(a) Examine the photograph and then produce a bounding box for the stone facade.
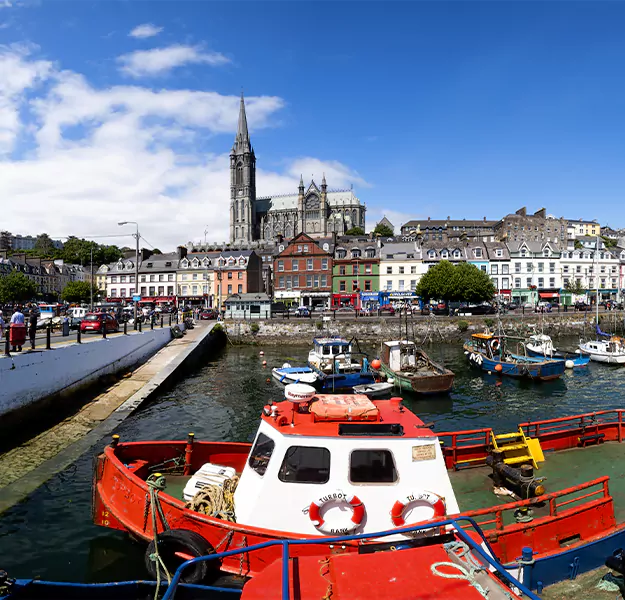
[495,207,567,244]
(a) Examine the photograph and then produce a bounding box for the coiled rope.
[146,473,171,600]
[186,475,240,522]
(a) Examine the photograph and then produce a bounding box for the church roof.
[257,189,361,211]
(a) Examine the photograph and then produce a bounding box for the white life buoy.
[308,491,365,535]
[490,339,500,352]
[390,491,446,527]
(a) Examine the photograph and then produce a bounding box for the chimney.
[427,216,431,221]
[534,208,546,219]
[483,216,486,222]
[177,246,187,259]
[515,207,527,217]
[140,249,153,261]
[447,215,450,220]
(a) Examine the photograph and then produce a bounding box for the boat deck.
[450,441,625,523]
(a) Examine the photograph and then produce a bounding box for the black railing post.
[46,323,51,349]
[77,327,82,344]
[4,329,10,356]
[102,322,107,339]
[169,314,172,326]
[161,316,164,328]
[150,317,154,330]
[139,319,142,332]
[124,321,128,335]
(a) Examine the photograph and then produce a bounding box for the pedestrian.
[10,306,25,352]
[0,310,5,341]
[28,304,38,349]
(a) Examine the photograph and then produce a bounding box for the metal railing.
[161,516,540,600]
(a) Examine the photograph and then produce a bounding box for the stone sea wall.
[224,313,625,345]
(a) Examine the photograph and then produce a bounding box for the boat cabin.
[381,340,417,372]
[232,385,460,536]
[308,337,362,373]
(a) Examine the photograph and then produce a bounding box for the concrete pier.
[0,321,224,514]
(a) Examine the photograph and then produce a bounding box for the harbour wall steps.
[224,313,624,345]
[0,321,225,513]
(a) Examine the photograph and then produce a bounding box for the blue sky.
[1,1,624,248]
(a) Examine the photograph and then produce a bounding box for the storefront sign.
[359,292,379,301]
[389,291,416,299]
[275,291,301,299]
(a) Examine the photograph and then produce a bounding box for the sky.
[0,1,624,250]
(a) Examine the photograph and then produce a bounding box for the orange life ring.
[309,492,365,535]
[390,491,446,527]
[490,339,500,352]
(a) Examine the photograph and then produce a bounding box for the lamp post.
[90,246,94,312]
[118,221,139,327]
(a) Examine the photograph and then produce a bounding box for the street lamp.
[118,221,139,327]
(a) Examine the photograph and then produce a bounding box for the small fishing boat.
[579,325,625,365]
[464,333,565,381]
[379,340,454,394]
[351,381,394,398]
[307,336,376,391]
[271,363,319,385]
[525,333,589,368]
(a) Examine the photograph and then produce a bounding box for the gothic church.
[230,95,366,244]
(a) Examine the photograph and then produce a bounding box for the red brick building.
[273,233,333,309]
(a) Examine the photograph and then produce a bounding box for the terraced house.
[332,238,380,308]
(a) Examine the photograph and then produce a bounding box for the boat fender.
[565,359,575,369]
[309,493,365,535]
[144,529,217,584]
[390,491,446,527]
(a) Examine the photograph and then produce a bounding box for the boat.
[579,325,625,365]
[379,340,454,394]
[351,381,394,398]
[93,385,625,592]
[271,363,319,385]
[306,336,376,391]
[464,333,566,381]
[525,333,590,368]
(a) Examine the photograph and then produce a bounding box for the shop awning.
[539,292,559,299]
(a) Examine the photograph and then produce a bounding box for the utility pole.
[118,221,140,326]
[90,246,94,311]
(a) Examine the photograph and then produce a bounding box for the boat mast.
[595,235,600,338]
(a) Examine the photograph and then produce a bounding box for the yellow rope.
[186,475,239,522]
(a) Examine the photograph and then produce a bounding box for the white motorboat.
[271,363,319,385]
[352,381,394,398]
[579,338,625,365]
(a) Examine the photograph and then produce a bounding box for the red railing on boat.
[438,409,625,470]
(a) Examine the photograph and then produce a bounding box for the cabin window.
[349,449,398,484]
[278,446,330,484]
[248,432,275,477]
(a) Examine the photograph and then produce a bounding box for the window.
[501,264,509,275]
[492,277,498,289]
[386,280,392,291]
[495,249,503,257]
[339,280,346,292]
[526,262,532,272]
[563,265,569,273]
[398,266,404,274]
[501,277,510,289]
[297,245,302,253]
[411,266,417,274]
[480,265,487,272]
[526,277,532,287]
[491,264,498,275]
[292,275,299,288]
[150,275,155,282]
[149,286,155,295]
[398,280,405,291]
[238,284,243,293]
[193,273,198,280]
[364,280,371,291]
[349,449,397,483]
[549,262,555,273]
[248,433,275,477]
[538,277,544,287]
[386,266,392,274]
[286,276,292,290]
[140,286,147,295]
[227,285,232,294]
[549,278,555,287]
[120,275,127,283]
[351,249,361,259]
[352,280,358,291]
[278,260,284,272]
[292,260,299,271]
[538,263,544,272]
[159,274,164,282]
[167,286,174,295]
[110,288,117,297]
[303,245,309,253]
[321,275,327,287]
[336,249,346,259]
[111,275,118,283]
[168,274,174,281]
[278,446,330,484]
[140,275,146,282]
[181,285,187,295]
[321,259,328,270]
[365,264,372,274]
[410,279,417,290]
[307,275,313,287]
[515,262,521,273]
[474,248,482,258]
[576,265,582,273]
[192,285,198,294]
[279,276,285,288]
[339,265,346,275]
[307,259,313,271]
[227,272,232,280]
[365,249,375,258]
[238,272,243,279]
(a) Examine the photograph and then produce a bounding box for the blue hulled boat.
[307,336,376,392]
[464,333,566,381]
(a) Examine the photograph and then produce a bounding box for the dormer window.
[453,250,461,258]
[181,259,189,268]
[351,249,361,259]
[365,248,375,258]
[239,258,246,266]
[146,262,153,268]
[473,248,482,258]
[543,249,550,257]
[201,258,209,267]
[165,261,172,267]
[427,250,436,259]
[228,258,235,266]
[192,259,199,268]
[520,248,527,257]
[495,249,503,257]
[336,249,346,259]
[218,258,225,267]
[440,250,448,259]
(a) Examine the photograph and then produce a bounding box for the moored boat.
[464,333,566,381]
[579,326,625,365]
[379,340,454,394]
[271,363,319,385]
[526,333,589,368]
[351,381,394,398]
[93,386,625,591]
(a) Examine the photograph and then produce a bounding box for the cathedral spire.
[299,174,304,192]
[234,91,251,153]
[321,172,327,191]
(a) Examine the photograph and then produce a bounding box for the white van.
[68,307,88,319]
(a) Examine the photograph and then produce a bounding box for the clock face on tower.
[238,190,244,196]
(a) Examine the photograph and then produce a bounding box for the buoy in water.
[259,351,264,356]
[371,359,382,370]
[565,359,575,369]
[266,378,271,383]
[494,364,503,373]
[262,360,267,366]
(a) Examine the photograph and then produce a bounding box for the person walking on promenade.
[0,311,5,341]
[10,306,25,352]
[28,304,38,349]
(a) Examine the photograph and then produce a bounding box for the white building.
[378,242,423,301]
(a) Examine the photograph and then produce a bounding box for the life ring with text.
[309,492,365,535]
[490,339,501,352]
[390,491,446,527]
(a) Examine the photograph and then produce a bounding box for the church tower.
[230,93,256,244]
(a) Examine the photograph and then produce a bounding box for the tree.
[34,233,56,256]
[0,271,39,303]
[416,260,495,303]
[345,227,365,236]
[574,240,583,250]
[151,248,163,255]
[61,237,123,265]
[373,223,394,237]
[601,236,617,249]
[565,279,585,295]
[61,280,100,304]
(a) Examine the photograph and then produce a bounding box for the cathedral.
[229,95,367,244]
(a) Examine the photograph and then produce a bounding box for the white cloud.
[0,45,366,250]
[129,23,163,39]
[118,44,230,78]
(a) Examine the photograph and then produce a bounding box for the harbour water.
[1,339,625,582]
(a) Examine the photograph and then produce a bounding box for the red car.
[200,310,217,320]
[80,312,119,334]
[379,305,396,316]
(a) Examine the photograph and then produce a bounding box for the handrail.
[161,516,540,600]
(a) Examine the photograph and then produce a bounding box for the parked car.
[575,302,592,311]
[333,306,356,314]
[507,302,519,311]
[458,303,497,315]
[379,305,396,316]
[535,302,552,313]
[295,307,310,317]
[200,310,217,320]
[80,312,119,334]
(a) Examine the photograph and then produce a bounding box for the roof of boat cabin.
[261,395,436,438]
[313,337,350,345]
[471,333,495,339]
[383,340,416,347]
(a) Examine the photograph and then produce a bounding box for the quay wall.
[0,328,172,420]
[224,313,623,345]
